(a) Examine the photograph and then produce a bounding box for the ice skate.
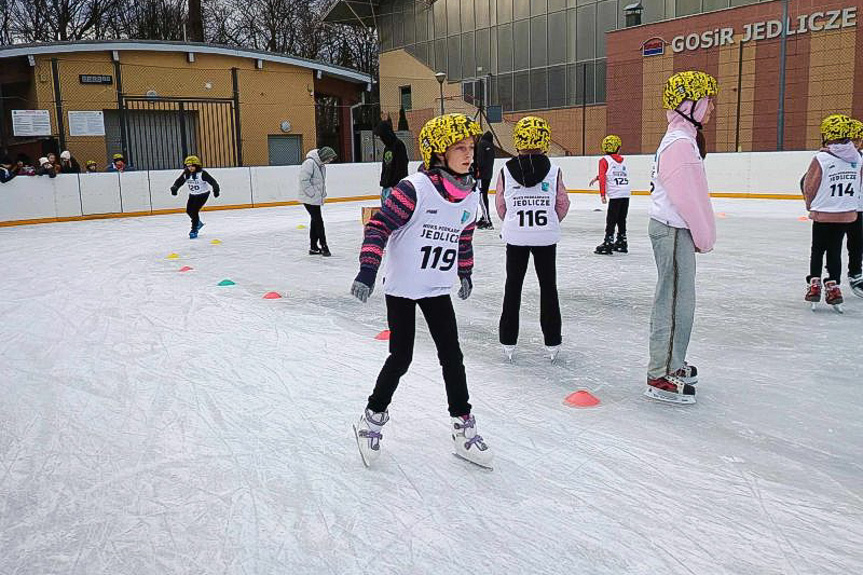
[502,344,516,362]
[189,230,198,239]
[545,344,561,363]
[309,247,322,255]
[644,375,696,405]
[451,414,493,469]
[321,245,332,257]
[612,234,628,253]
[824,280,844,314]
[594,235,614,255]
[805,277,821,311]
[849,274,863,298]
[672,362,698,385]
[353,408,389,467]
[196,221,205,231]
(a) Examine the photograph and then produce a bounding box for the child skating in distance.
[171,155,220,239]
[590,135,632,254]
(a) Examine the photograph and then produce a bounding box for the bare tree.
[0,0,378,78]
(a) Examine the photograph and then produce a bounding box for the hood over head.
[375,120,398,146]
[505,154,552,188]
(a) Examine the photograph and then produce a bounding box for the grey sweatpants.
[648,219,697,379]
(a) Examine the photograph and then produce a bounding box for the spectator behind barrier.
[85,160,98,173]
[107,153,133,173]
[16,154,35,176]
[60,151,81,174]
[1,156,18,183]
[36,157,57,178]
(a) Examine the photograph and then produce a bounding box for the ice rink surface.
[1,196,861,574]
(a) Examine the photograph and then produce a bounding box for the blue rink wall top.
[0,152,813,225]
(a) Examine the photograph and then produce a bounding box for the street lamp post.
[435,72,446,115]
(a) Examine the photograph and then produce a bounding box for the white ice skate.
[545,345,561,363]
[353,408,389,467]
[643,375,696,405]
[502,344,516,362]
[452,414,493,469]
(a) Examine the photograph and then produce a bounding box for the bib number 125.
[420,245,456,271]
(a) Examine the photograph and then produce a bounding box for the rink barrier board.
[0,152,815,227]
[0,195,383,228]
[0,191,800,228]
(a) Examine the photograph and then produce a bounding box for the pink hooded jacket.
[654,99,716,253]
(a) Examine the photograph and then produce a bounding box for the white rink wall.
[0,151,812,224]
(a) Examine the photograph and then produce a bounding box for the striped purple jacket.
[358,169,476,284]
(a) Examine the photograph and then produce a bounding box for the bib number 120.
[517,209,548,227]
[420,245,456,271]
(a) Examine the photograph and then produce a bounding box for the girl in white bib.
[350,114,493,470]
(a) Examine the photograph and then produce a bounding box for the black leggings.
[367,295,471,418]
[605,197,629,237]
[303,204,328,249]
[478,178,491,221]
[845,212,862,277]
[499,244,562,347]
[186,192,209,231]
[809,222,846,283]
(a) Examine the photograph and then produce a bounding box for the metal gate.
[120,97,239,170]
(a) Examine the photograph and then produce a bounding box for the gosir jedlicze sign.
[670,6,857,53]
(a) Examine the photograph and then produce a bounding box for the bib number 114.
[420,245,456,271]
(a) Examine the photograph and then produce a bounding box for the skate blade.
[352,424,371,468]
[810,302,818,312]
[643,386,696,405]
[832,304,845,314]
[453,452,494,471]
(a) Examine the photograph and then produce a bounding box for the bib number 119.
[420,246,456,271]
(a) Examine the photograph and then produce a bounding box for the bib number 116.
[420,246,456,271]
[517,209,548,227]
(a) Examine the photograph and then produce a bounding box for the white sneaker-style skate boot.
[451,414,493,469]
[545,345,561,363]
[353,408,389,467]
[502,344,516,362]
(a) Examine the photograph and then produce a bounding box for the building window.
[513,19,529,70]
[400,86,412,111]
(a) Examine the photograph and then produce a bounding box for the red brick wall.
[606,0,863,153]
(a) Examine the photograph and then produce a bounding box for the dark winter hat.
[318,147,337,163]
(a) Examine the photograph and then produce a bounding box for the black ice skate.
[849,274,863,298]
[612,234,628,253]
[595,235,614,255]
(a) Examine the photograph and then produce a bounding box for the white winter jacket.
[298,150,327,206]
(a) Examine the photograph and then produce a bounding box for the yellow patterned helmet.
[112,153,125,161]
[513,116,552,153]
[184,155,202,166]
[662,71,718,110]
[847,118,863,140]
[820,114,854,142]
[419,113,482,168]
[601,135,622,154]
